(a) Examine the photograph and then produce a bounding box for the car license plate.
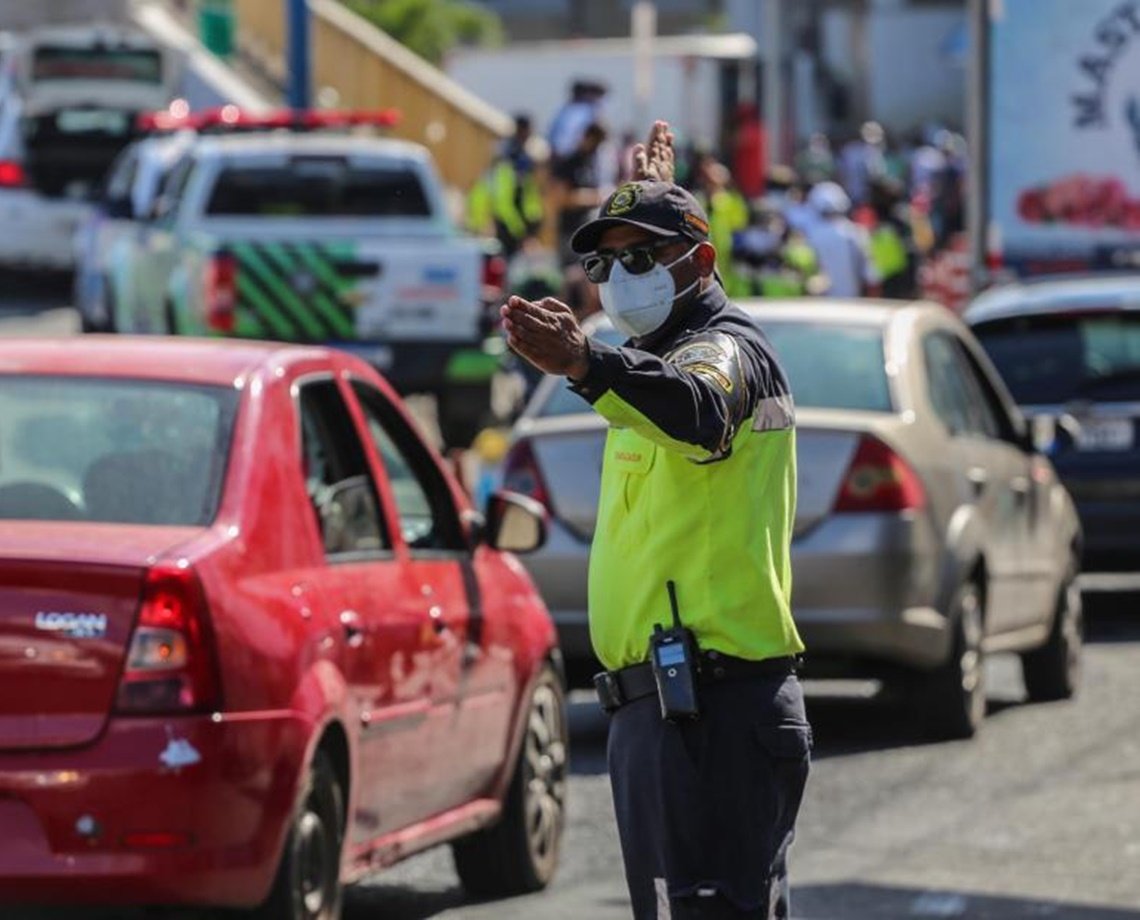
[1076,418,1135,451]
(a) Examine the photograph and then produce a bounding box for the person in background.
[547,78,608,164]
[466,114,545,259]
[867,176,918,299]
[731,102,767,200]
[796,132,837,186]
[803,181,879,298]
[839,120,887,207]
[551,122,610,318]
[692,153,750,297]
[731,202,822,298]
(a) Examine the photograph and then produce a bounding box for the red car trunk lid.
[0,524,198,751]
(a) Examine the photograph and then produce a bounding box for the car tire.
[920,580,986,740]
[252,751,344,920]
[80,278,118,334]
[1021,565,1083,702]
[436,382,493,451]
[164,300,179,335]
[452,663,567,898]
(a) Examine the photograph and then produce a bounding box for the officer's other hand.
[501,295,590,381]
[632,120,675,184]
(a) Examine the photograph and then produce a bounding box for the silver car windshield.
[536,320,892,416]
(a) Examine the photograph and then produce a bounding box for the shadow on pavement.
[794,882,1140,919]
[0,269,71,312]
[343,882,466,919]
[1084,590,1140,644]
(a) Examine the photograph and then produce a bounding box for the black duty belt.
[594,652,799,714]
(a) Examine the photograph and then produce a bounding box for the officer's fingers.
[507,307,559,334]
[536,296,574,318]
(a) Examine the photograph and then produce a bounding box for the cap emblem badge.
[606,183,641,216]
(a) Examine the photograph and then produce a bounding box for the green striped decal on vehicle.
[226,241,363,342]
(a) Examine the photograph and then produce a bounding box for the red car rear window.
[0,377,237,525]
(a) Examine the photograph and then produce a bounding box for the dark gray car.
[505,299,1083,738]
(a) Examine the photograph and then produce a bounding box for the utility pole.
[764,0,783,169]
[632,1,657,134]
[286,0,311,110]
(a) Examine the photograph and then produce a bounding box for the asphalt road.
[4,288,1140,920]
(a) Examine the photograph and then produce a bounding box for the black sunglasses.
[581,237,682,283]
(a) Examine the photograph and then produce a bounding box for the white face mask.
[598,244,701,338]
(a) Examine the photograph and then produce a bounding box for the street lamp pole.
[286,0,311,110]
[764,0,783,170]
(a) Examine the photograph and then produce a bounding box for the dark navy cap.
[570,180,711,254]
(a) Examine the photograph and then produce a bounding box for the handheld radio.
[649,580,701,721]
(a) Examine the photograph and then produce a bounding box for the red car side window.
[297,379,390,558]
[350,381,466,553]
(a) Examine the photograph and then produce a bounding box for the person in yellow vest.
[500,121,809,920]
[692,153,751,297]
[465,114,544,259]
[867,176,918,299]
[731,202,823,297]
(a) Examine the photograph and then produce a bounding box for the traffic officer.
[500,122,811,920]
[466,114,544,259]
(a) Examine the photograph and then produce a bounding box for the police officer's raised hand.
[501,296,590,381]
[632,120,675,184]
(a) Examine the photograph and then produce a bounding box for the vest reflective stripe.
[588,392,804,670]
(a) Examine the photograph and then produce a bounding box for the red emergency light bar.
[136,106,402,135]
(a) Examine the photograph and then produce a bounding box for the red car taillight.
[116,565,222,714]
[203,252,238,334]
[502,437,552,513]
[483,252,507,298]
[0,160,27,188]
[833,435,926,513]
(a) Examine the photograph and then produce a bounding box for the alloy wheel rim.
[960,590,985,721]
[1063,581,1084,681]
[523,681,567,870]
[297,809,332,917]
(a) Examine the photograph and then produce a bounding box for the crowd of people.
[464,80,972,320]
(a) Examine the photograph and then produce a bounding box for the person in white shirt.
[803,182,879,298]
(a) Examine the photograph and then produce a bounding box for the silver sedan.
[505,299,1083,738]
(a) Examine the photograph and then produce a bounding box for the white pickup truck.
[116,124,503,447]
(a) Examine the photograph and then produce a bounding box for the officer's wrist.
[567,339,591,383]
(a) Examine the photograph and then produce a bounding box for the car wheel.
[164,300,179,335]
[921,580,986,740]
[452,663,567,897]
[80,278,118,334]
[1021,565,1083,702]
[436,382,493,451]
[252,751,344,920]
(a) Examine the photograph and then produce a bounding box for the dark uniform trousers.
[608,672,811,919]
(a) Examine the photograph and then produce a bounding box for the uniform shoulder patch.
[606,183,642,216]
[666,337,730,368]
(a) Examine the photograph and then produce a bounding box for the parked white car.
[0,24,179,270]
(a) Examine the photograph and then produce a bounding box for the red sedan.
[0,338,566,918]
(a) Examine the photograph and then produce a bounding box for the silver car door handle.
[1011,476,1031,496]
[967,467,989,493]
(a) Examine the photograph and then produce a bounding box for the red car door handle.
[429,605,448,634]
[340,610,364,648]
